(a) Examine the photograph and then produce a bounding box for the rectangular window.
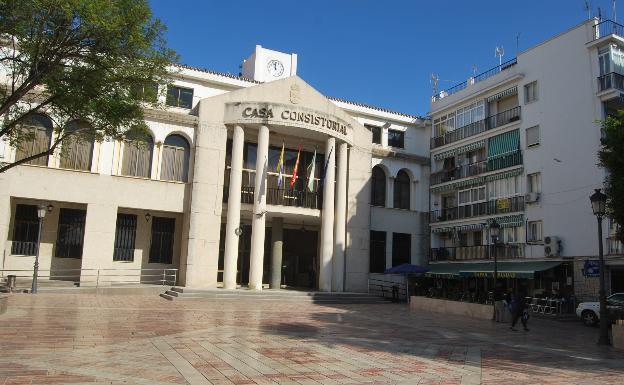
[149,216,175,264]
[524,81,538,103]
[55,208,86,259]
[528,220,543,242]
[365,125,382,145]
[113,214,137,262]
[387,129,404,149]
[369,231,386,273]
[392,232,411,266]
[11,204,39,256]
[132,82,159,103]
[527,172,541,193]
[166,86,194,109]
[526,125,539,147]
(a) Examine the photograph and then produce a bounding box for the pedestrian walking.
[510,289,530,331]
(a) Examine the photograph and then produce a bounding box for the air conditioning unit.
[525,192,540,203]
[544,236,561,257]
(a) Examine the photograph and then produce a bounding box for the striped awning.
[485,168,523,182]
[431,223,486,233]
[486,86,518,102]
[430,176,485,193]
[433,140,486,161]
[487,129,520,159]
[486,214,524,228]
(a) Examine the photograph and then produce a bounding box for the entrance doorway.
[612,268,624,293]
[282,229,318,289]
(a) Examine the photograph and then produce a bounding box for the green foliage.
[0,0,177,172]
[599,111,624,240]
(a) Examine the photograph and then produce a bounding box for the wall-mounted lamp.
[234,227,243,236]
[145,213,152,222]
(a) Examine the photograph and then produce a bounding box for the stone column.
[319,137,336,292]
[248,125,269,290]
[223,125,244,289]
[333,142,348,292]
[270,217,283,289]
[81,203,118,286]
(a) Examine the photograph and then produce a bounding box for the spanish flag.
[290,145,302,189]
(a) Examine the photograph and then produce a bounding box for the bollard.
[6,275,16,293]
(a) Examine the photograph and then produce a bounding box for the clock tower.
[241,45,298,83]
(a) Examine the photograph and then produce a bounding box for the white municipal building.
[0,45,430,292]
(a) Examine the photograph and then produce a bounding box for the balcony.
[10,241,38,256]
[430,195,525,223]
[431,106,521,149]
[224,185,322,210]
[593,20,624,41]
[597,72,624,93]
[430,244,525,262]
[432,59,518,103]
[430,150,522,186]
[607,237,623,255]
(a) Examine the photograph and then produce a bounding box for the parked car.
[576,293,624,326]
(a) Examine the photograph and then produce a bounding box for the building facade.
[427,18,624,301]
[0,45,429,292]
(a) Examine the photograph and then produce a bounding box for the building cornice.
[143,108,199,126]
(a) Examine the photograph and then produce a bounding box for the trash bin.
[6,275,16,292]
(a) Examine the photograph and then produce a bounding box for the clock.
[267,59,284,77]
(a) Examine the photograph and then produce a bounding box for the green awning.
[487,129,520,159]
[485,168,523,182]
[486,214,524,228]
[458,261,563,279]
[425,263,467,277]
[433,140,486,161]
[430,176,485,193]
[486,86,518,102]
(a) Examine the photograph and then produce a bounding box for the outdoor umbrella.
[384,263,428,274]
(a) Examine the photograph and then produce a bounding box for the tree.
[599,110,624,239]
[0,0,177,173]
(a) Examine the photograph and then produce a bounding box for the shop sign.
[583,260,600,277]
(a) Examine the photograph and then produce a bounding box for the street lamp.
[490,219,501,288]
[590,188,610,345]
[32,203,53,294]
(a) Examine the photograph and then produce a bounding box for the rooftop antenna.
[472,64,478,77]
[598,6,603,21]
[613,0,617,23]
[584,1,592,20]
[430,73,439,95]
[516,33,521,55]
[495,46,505,66]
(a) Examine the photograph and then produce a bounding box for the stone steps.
[159,286,391,304]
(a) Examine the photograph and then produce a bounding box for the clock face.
[267,59,284,77]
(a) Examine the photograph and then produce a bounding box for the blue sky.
[149,0,620,117]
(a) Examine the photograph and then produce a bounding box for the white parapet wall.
[409,296,493,320]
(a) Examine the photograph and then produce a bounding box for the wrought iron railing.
[224,185,321,209]
[431,106,521,149]
[597,72,624,92]
[593,20,624,41]
[10,241,38,256]
[430,244,525,262]
[430,159,488,185]
[430,196,525,223]
[432,58,518,102]
[607,237,623,255]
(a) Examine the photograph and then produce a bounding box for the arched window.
[394,170,410,210]
[60,121,94,171]
[161,134,190,182]
[121,131,153,178]
[371,166,386,207]
[15,113,53,166]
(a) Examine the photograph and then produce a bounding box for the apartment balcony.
[430,106,521,149]
[607,237,623,255]
[430,244,525,262]
[592,20,624,41]
[224,185,322,210]
[432,58,518,103]
[430,195,525,224]
[597,72,624,93]
[430,150,522,187]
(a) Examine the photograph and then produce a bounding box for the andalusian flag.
[306,149,316,192]
[276,142,285,188]
[290,145,302,189]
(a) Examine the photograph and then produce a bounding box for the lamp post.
[32,203,53,294]
[590,188,610,345]
[490,219,501,289]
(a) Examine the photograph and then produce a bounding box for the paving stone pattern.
[0,293,623,384]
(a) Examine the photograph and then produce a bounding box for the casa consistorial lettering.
[224,102,353,144]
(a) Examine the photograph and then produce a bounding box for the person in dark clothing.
[510,290,530,331]
[493,284,504,322]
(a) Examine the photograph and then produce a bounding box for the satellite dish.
[495,46,505,66]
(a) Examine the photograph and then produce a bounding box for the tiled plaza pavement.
[1,294,623,385]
